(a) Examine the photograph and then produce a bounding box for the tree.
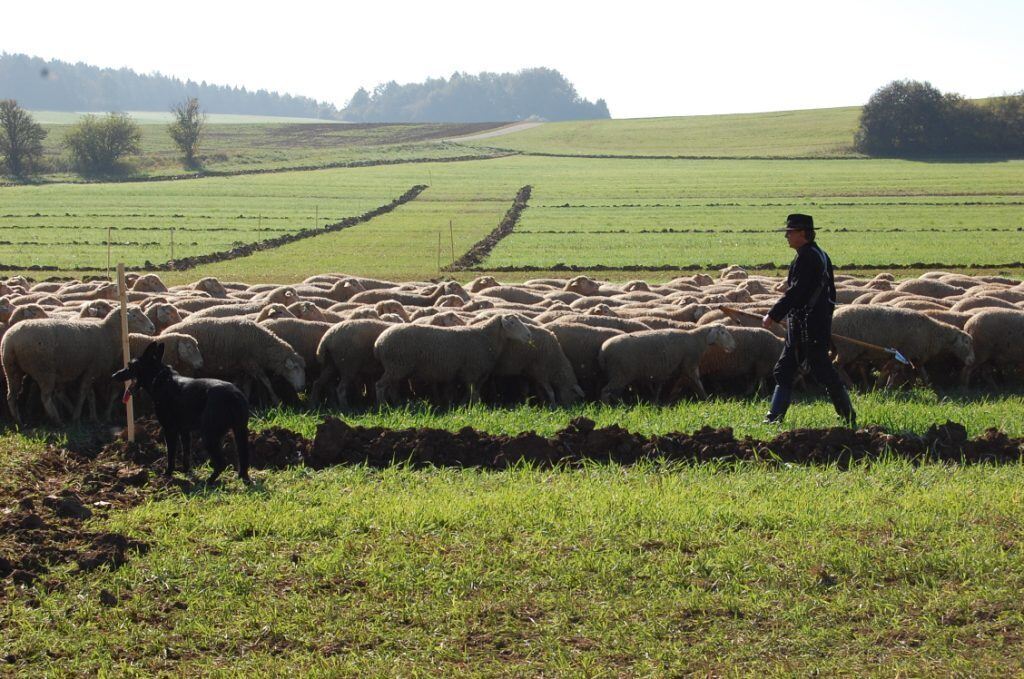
[0,99,47,178]
[168,97,206,167]
[62,112,142,175]
[855,80,953,155]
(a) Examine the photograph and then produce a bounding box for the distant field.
[2,155,1023,279]
[463,106,863,158]
[28,119,504,180]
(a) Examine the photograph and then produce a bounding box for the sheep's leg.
[247,365,280,407]
[5,365,24,424]
[38,378,63,425]
[687,367,709,400]
[70,375,93,422]
[310,364,337,407]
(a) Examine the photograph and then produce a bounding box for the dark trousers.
[769,340,854,422]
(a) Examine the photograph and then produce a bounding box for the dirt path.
[445,121,543,142]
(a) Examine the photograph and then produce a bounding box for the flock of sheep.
[0,267,1021,425]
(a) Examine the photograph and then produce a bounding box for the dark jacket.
[768,242,836,345]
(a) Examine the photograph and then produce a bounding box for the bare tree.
[168,97,206,168]
[0,100,47,178]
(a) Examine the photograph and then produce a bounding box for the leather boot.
[763,385,791,424]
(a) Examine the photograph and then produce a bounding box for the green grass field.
[25,118,502,180]
[4,105,1024,674]
[3,154,1023,277]
[462,106,864,157]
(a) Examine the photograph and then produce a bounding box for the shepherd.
[761,213,856,427]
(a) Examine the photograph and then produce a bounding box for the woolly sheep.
[950,296,1019,313]
[130,274,169,293]
[831,306,975,386]
[3,307,155,423]
[128,332,203,375]
[8,305,49,325]
[311,319,395,408]
[373,313,532,405]
[165,317,306,405]
[491,325,584,406]
[699,327,783,395]
[921,310,973,328]
[544,323,624,399]
[260,318,332,384]
[894,279,964,299]
[599,326,736,402]
[78,299,115,319]
[478,286,546,306]
[467,276,500,293]
[962,310,1024,386]
[255,304,296,322]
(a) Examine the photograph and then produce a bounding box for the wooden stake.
[449,219,455,264]
[437,232,442,273]
[170,228,175,260]
[106,225,112,277]
[117,263,134,442]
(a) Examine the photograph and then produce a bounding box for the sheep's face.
[623,280,651,292]
[468,276,499,292]
[280,355,306,392]
[291,302,324,321]
[565,276,600,296]
[952,332,975,366]
[500,314,533,344]
[155,305,183,328]
[81,301,114,319]
[176,339,204,374]
[196,277,228,298]
[708,326,737,352]
[126,307,157,335]
[0,297,14,322]
[435,295,464,308]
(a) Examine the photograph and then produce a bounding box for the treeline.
[856,80,1024,156]
[342,68,610,123]
[0,53,340,119]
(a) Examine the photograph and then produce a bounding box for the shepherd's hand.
[761,314,774,329]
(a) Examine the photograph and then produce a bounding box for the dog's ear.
[142,341,165,362]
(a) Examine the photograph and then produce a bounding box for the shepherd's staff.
[719,305,915,368]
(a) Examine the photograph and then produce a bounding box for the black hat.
[783,213,814,232]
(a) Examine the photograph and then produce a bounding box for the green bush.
[62,112,142,175]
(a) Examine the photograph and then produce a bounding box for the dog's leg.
[203,431,227,484]
[233,422,251,485]
[179,431,191,475]
[163,431,178,477]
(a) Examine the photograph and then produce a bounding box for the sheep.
[190,277,229,298]
[373,313,533,405]
[889,298,952,312]
[831,306,975,387]
[77,300,115,319]
[490,325,584,406]
[3,307,155,423]
[467,276,500,293]
[255,304,295,322]
[894,279,965,299]
[165,317,306,406]
[260,318,332,386]
[921,310,973,328]
[962,310,1024,386]
[374,300,410,321]
[552,314,651,333]
[699,327,784,395]
[478,286,546,305]
[129,332,203,375]
[350,281,468,306]
[8,305,49,325]
[599,326,736,402]
[544,323,625,399]
[413,311,466,327]
[310,319,395,408]
[131,274,169,293]
[950,296,1019,313]
[0,297,14,323]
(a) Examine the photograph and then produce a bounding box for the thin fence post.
[170,228,175,261]
[437,232,442,273]
[106,225,112,278]
[117,263,134,442]
[449,219,455,265]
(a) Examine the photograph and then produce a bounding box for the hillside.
[462,106,862,158]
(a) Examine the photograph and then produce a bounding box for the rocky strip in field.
[445,185,532,271]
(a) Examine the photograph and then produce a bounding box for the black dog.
[112,341,251,484]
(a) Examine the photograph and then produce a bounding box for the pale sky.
[2,0,1021,118]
